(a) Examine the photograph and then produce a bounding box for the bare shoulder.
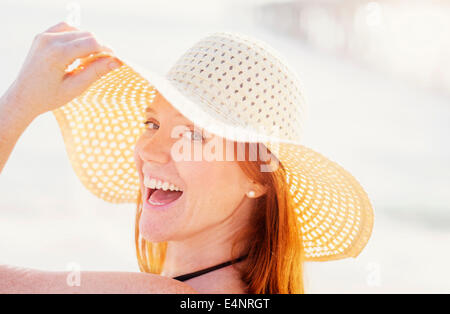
[0,264,198,294]
[78,272,197,294]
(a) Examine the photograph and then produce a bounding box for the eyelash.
[143,119,205,142]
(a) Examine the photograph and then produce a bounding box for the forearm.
[0,264,198,294]
[0,264,40,294]
[0,83,36,174]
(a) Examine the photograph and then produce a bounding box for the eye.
[183,129,205,143]
[143,120,205,142]
[143,119,159,130]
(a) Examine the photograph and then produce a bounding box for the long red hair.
[135,142,305,293]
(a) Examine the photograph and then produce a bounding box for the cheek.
[180,160,246,217]
[134,138,144,170]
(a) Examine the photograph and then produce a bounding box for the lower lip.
[142,187,184,211]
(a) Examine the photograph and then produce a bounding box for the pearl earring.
[247,190,256,198]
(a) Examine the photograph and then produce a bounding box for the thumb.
[63,56,123,95]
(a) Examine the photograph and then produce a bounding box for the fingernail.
[108,61,120,70]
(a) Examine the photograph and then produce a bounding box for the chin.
[138,211,179,243]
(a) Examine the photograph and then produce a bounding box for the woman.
[0,22,374,294]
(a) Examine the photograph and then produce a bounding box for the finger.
[62,56,123,94]
[44,21,79,33]
[64,51,116,74]
[52,31,96,43]
[61,36,113,64]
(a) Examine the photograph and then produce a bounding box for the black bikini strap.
[172,254,248,282]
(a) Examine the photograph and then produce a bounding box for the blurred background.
[1,0,449,293]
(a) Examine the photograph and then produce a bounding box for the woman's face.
[134,92,257,242]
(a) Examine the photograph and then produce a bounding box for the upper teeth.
[144,176,183,192]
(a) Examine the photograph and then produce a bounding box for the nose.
[137,129,173,165]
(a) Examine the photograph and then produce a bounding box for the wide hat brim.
[53,59,374,262]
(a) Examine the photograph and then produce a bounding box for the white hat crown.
[165,32,307,143]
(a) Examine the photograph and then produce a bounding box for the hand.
[6,21,123,119]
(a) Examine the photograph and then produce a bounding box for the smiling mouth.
[145,187,184,207]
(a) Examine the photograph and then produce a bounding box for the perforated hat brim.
[53,61,373,262]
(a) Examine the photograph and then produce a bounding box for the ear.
[246,181,268,198]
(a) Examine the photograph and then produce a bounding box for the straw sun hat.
[53,32,374,261]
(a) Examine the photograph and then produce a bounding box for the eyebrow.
[145,107,195,127]
[145,106,184,118]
